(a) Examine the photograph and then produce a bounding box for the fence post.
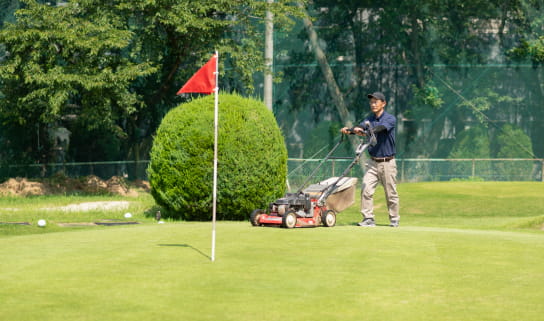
[401,159,405,182]
[472,159,475,178]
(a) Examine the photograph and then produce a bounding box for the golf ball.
[124,213,132,218]
[37,219,46,227]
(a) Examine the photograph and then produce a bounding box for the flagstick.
[211,51,219,262]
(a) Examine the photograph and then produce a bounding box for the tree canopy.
[274,0,543,159]
[0,0,543,173]
[0,0,302,168]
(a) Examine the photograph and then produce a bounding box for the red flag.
[177,55,217,95]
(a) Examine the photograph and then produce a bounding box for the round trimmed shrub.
[147,93,287,220]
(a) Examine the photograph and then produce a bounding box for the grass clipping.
[0,175,149,197]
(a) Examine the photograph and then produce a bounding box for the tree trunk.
[298,2,352,128]
[297,2,366,156]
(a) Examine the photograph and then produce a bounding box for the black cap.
[367,92,386,102]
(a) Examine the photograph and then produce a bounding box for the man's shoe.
[358,218,376,227]
[389,219,399,227]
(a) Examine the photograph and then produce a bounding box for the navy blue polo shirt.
[359,111,396,158]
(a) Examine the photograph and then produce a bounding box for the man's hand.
[341,126,365,136]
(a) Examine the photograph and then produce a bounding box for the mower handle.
[316,138,373,207]
[295,122,377,196]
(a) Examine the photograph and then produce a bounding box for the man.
[341,92,400,227]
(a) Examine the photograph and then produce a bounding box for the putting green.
[1,222,543,321]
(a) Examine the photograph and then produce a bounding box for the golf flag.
[177,52,220,262]
[177,54,218,95]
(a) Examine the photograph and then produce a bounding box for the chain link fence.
[0,161,150,182]
[287,158,544,191]
[1,158,542,186]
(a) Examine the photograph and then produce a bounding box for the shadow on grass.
[349,222,395,227]
[158,243,210,260]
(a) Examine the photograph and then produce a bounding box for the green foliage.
[0,0,156,163]
[448,123,535,180]
[493,124,534,158]
[509,36,544,64]
[458,89,523,125]
[448,126,492,179]
[410,82,444,111]
[492,123,534,180]
[0,0,303,166]
[87,0,303,165]
[450,126,492,159]
[274,0,544,158]
[296,120,348,158]
[148,93,287,221]
[1,0,544,166]
[0,0,155,121]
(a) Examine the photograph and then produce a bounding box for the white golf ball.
[37,219,46,227]
[124,213,132,218]
[158,220,165,224]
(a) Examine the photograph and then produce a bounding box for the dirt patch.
[46,201,130,212]
[57,222,98,227]
[94,221,139,226]
[0,178,50,196]
[57,220,140,227]
[0,221,31,225]
[0,175,150,197]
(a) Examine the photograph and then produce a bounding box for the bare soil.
[0,175,150,197]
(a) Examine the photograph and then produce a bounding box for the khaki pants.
[361,158,400,221]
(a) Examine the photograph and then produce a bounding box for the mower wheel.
[282,211,297,229]
[250,209,265,226]
[321,210,336,227]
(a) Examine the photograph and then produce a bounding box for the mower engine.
[272,193,312,218]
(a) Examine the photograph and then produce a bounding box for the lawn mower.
[250,122,377,228]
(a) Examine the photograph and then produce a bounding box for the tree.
[492,123,534,180]
[448,126,492,180]
[0,0,156,165]
[507,0,544,158]
[86,0,301,176]
[0,0,304,172]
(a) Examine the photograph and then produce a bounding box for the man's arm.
[381,114,396,132]
[373,125,387,133]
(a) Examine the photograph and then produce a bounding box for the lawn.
[1,182,543,321]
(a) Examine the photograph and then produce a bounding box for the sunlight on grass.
[1,222,543,321]
[0,182,543,321]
